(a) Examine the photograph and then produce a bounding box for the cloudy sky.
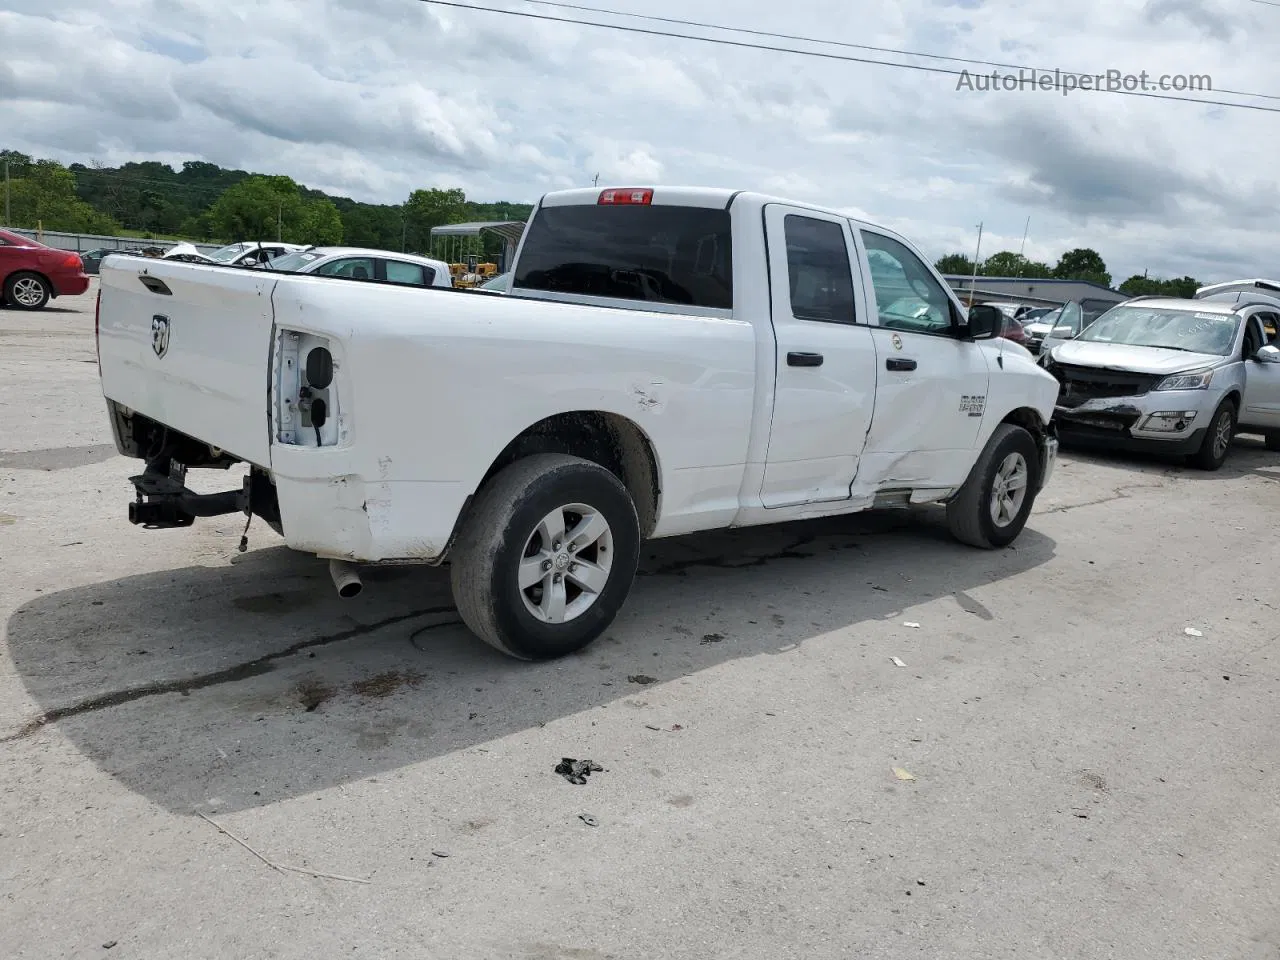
[2,0,1277,283]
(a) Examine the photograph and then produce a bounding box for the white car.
[164,241,306,266]
[266,247,453,288]
[96,185,1060,661]
[983,301,1036,322]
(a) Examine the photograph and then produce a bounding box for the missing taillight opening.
[598,188,653,206]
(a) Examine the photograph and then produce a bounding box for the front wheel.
[1265,431,1280,453]
[3,272,51,310]
[946,423,1041,549]
[1187,399,1235,471]
[449,453,641,660]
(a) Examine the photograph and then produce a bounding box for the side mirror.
[1255,345,1280,363]
[963,304,1002,340]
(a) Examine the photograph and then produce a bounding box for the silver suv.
[1042,281,1280,469]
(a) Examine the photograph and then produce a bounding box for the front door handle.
[787,352,824,367]
[886,357,917,372]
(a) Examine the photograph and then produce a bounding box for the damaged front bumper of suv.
[1043,355,1226,454]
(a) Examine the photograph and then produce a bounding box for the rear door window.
[316,257,375,280]
[514,203,733,309]
[783,215,855,324]
[383,259,429,286]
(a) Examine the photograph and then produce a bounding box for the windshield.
[1031,307,1062,327]
[208,243,251,263]
[268,250,324,272]
[1075,305,1241,355]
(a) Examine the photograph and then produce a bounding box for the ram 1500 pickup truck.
[96,186,1060,660]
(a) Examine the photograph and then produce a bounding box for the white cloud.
[1,0,1277,283]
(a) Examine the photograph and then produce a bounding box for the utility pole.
[1015,216,1030,278]
[277,202,283,242]
[3,160,9,226]
[967,222,984,307]
[591,172,600,187]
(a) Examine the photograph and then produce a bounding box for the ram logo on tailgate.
[151,315,171,359]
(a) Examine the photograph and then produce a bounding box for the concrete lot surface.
[2,283,1278,959]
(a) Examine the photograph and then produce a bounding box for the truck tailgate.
[97,257,277,466]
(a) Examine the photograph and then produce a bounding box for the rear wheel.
[449,453,641,660]
[3,272,51,310]
[946,423,1041,549]
[1188,399,1235,471]
[1264,431,1280,453]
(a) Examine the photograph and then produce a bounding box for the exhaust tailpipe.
[329,559,363,599]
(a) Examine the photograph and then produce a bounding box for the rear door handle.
[886,357,917,372]
[787,352,824,367]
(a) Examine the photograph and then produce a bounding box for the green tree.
[980,251,1054,278]
[1,154,120,233]
[935,253,974,274]
[300,196,343,245]
[1118,274,1200,298]
[208,175,342,244]
[404,187,467,254]
[1054,248,1111,288]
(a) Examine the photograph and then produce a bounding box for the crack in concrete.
[1,605,456,743]
[1040,481,1169,515]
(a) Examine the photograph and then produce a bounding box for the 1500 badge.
[959,394,986,417]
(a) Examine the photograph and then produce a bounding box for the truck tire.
[1265,431,1280,453]
[946,423,1041,549]
[1187,398,1235,471]
[449,453,641,660]
[3,272,51,310]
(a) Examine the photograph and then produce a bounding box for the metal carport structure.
[428,221,527,273]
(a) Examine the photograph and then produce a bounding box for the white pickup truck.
[96,186,1060,660]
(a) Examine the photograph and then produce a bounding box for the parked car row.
[4,227,514,308]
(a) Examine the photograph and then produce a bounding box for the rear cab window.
[513,199,733,310]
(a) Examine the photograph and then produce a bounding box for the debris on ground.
[627,675,656,685]
[903,621,921,629]
[1183,627,1204,637]
[700,633,725,644]
[295,679,335,713]
[555,758,604,785]
[892,767,916,781]
[102,942,117,950]
[578,814,599,827]
[350,670,425,698]
[890,657,907,667]
[670,724,683,731]
[431,850,449,858]
[645,724,662,732]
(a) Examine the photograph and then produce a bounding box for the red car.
[0,229,91,310]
